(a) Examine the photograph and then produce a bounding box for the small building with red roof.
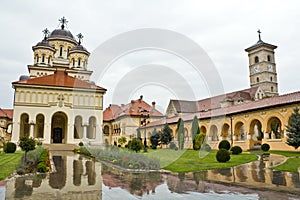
[102,95,164,145]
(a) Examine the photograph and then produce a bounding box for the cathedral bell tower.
[245,30,279,97]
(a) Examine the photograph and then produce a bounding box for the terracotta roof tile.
[13,70,106,91]
[145,91,300,128]
[103,98,164,121]
[0,109,13,119]
[171,87,259,113]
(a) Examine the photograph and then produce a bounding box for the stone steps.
[43,144,78,151]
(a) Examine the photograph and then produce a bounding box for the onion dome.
[32,28,55,51]
[69,33,90,55]
[47,17,77,43]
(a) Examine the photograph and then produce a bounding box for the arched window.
[42,55,45,63]
[270,77,273,82]
[59,46,63,57]
[36,55,39,63]
[271,86,274,92]
[256,77,259,83]
[37,72,40,76]
[267,55,271,62]
[72,58,75,67]
[255,56,259,63]
[78,58,81,67]
[48,56,51,64]
[67,47,70,56]
[20,113,30,137]
[74,116,83,139]
[88,117,96,139]
[35,114,44,138]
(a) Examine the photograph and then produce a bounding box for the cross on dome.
[77,33,83,45]
[42,28,50,40]
[59,16,68,30]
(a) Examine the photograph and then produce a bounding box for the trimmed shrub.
[79,141,84,146]
[218,140,231,150]
[231,146,243,155]
[118,144,121,148]
[37,162,47,173]
[216,149,231,162]
[4,142,17,153]
[261,143,270,151]
[169,142,177,150]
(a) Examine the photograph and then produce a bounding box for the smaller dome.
[35,39,54,48]
[19,75,30,81]
[70,44,88,52]
[49,29,76,41]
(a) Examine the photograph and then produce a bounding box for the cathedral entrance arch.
[51,112,68,144]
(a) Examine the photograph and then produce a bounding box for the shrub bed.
[77,145,160,170]
[16,146,50,175]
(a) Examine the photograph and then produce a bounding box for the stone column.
[264,132,269,139]
[83,124,87,143]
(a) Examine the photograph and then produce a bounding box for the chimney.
[131,100,134,111]
[152,101,156,111]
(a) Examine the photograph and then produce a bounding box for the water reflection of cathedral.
[5,153,102,199]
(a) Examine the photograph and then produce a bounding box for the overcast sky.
[1,0,300,112]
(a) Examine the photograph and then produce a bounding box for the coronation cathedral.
[10,17,106,145]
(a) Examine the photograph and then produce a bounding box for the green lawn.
[0,151,23,180]
[270,150,300,157]
[145,149,258,172]
[273,158,300,173]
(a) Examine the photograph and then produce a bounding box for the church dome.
[34,39,54,49]
[49,28,76,41]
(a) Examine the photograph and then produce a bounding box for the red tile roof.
[103,97,164,121]
[169,87,259,113]
[0,109,13,119]
[13,70,106,91]
[145,91,300,128]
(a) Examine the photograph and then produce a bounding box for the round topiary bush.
[231,146,242,155]
[78,141,84,146]
[261,143,270,152]
[216,149,231,162]
[4,142,17,153]
[218,140,231,150]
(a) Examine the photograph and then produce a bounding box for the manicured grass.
[0,151,23,180]
[273,158,300,173]
[145,149,258,172]
[270,150,300,157]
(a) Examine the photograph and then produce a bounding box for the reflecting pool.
[4,151,300,199]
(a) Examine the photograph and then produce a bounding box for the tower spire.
[59,16,68,30]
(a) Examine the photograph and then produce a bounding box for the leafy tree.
[191,116,200,141]
[150,128,160,149]
[19,136,36,162]
[286,107,300,149]
[161,123,173,147]
[177,118,185,150]
[136,128,142,139]
[128,138,143,153]
[118,136,127,146]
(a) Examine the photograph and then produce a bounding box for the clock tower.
[245,30,278,97]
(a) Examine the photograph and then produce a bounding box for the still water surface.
[4,151,300,199]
